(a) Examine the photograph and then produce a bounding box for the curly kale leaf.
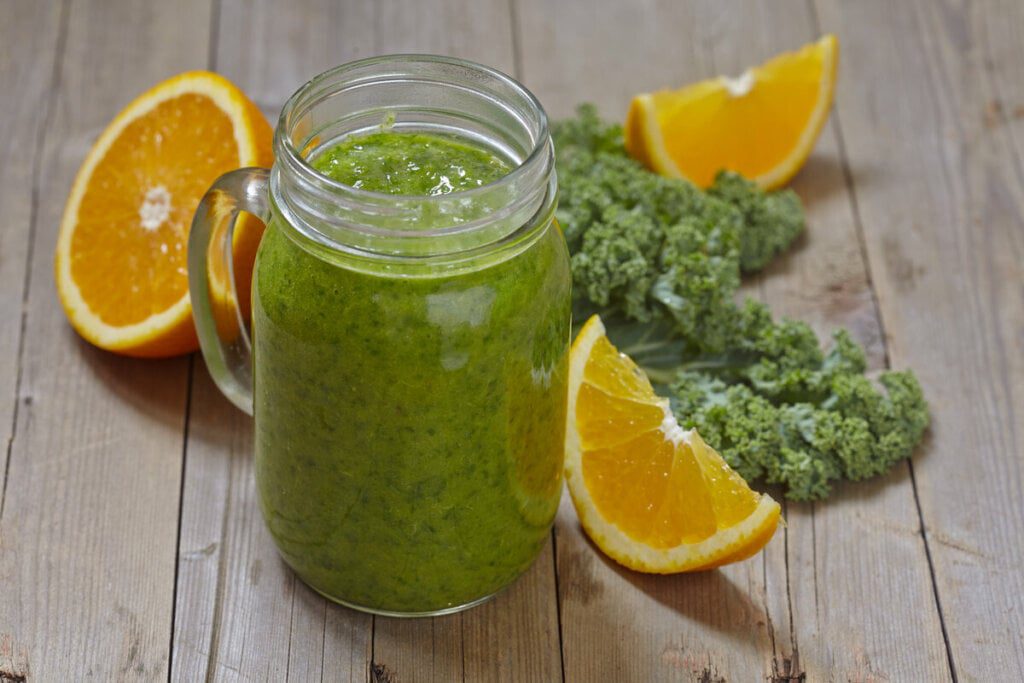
[554,105,804,355]
[708,170,805,272]
[670,334,931,501]
[550,103,626,161]
[570,205,663,321]
[554,105,931,501]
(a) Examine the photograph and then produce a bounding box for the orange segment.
[689,430,759,527]
[583,430,678,542]
[576,384,666,449]
[55,71,273,357]
[584,335,660,400]
[625,34,838,190]
[565,315,781,573]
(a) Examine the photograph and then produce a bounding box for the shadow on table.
[187,356,255,453]
[789,151,880,208]
[576,527,764,636]
[75,331,249,448]
[73,330,192,427]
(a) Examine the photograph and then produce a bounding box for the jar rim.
[269,54,556,264]
[274,54,551,212]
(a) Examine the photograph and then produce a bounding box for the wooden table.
[2,1,1022,680]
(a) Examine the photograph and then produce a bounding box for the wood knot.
[698,665,726,683]
[371,662,396,683]
[770,655,806,682]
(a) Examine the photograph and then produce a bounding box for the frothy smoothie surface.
[312,130,512,195]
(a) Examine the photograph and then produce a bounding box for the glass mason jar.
[188,56,570,616]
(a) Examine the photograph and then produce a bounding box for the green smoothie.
[252,130,570,613]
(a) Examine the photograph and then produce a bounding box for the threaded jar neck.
[270,55,555,269]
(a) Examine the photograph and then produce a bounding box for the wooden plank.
[696,3,953,680]
[514,2,777,680]
[813,0,1024,678]
[0,0,213,680]
[514,0,711,121]
[0,3,65,680]
[985,0,1024,168]
[0,0,63,512]
[173,2,559,681]
[768,125,951,681]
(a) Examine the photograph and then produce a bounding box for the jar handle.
[188,167,271,415]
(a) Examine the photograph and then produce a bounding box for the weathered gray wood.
[372,543,564,683]
[814,0,1024,678]
[516,0,714,121]
[5,1,1020,679]
[0,0,213,680]
[765,132,951,679]
[212,1,374,110]
[173,2,559,681]
[554,497,774,682]
[0,0,63,514]
[699,3,954,679]
[767,127,953,681]
[460,540,562,682]
[0,3,66,680]
[373,545,565,681]
[985,0,1024,170]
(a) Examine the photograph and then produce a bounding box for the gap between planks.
[168,1,222,681]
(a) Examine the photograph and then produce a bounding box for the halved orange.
[625,34,838,189]
[55,71,273,357]
[565,315,781,573]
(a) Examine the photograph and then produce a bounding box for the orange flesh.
[576,384,666,449]
[651,66,822,187]
[70,94,241,326]
[625,36,836,189]
[576,329,761,548]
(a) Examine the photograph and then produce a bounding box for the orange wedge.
[625,34,838,189]
[55,71,273,357]
[565,315,781,573]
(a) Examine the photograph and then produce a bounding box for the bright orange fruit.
[55,71,272,357]
[565,315,781,573]
[625,34,838,189]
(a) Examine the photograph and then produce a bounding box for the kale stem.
[640,365,676,386]
[677,353,758,373]
[620,340,670,356]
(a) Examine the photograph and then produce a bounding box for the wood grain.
[815,0,1024,678]
[0,0,64,514]
[695,3,954,679]
[0,0,213,680]
[0,3,66,679]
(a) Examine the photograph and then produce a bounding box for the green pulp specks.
[312,131,512,196]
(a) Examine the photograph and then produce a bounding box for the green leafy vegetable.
[707,170,804,272]
[669,303,929,500]
[553,105,929,501]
